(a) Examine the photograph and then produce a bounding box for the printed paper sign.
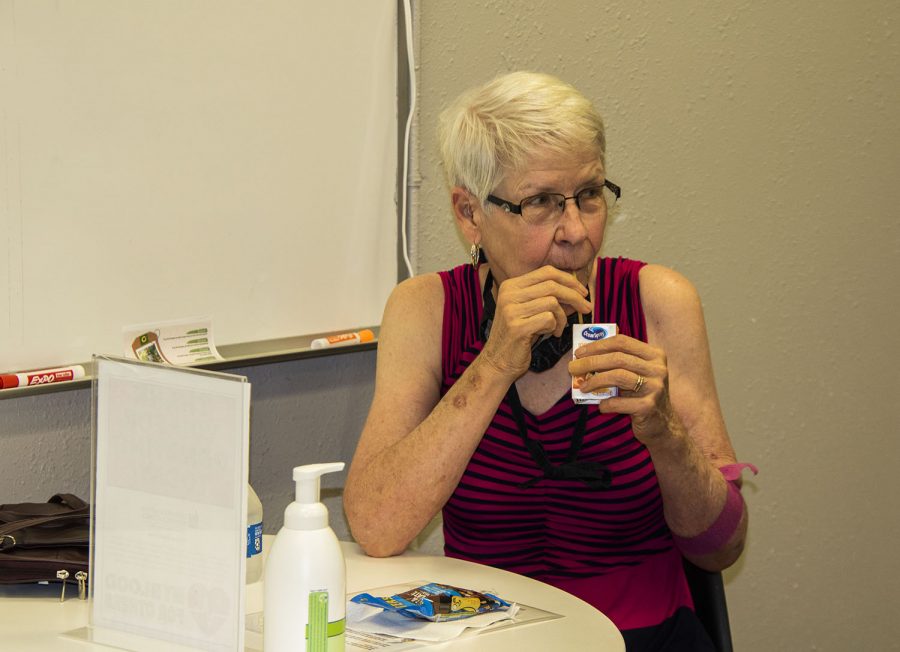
[122,316,224,365]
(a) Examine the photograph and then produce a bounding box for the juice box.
[572,323,618,404]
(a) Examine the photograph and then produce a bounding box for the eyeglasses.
[486,179,621,228]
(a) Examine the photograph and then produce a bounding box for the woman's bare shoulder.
[377,272,446,382]
[639,263,699,299]
[638,264,703,329]
[382,272,445,329]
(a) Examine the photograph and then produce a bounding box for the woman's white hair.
[439,71,607,206]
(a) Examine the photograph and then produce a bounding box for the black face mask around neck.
[477,268,612,491]
[478,270,591,373]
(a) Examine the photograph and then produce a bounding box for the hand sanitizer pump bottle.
[264,462,346,652]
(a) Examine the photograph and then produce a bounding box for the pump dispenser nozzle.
[294,462,345,503]
[284,462,345,530]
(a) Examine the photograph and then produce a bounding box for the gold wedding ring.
[631,375,646,393]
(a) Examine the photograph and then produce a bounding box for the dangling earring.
[470,243,481,269]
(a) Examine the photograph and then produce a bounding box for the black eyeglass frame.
[485,179,622,217]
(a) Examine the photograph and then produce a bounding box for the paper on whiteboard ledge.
[346,600,520,643]
[122,316,224,365]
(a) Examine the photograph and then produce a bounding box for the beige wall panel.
[413,1,899,649]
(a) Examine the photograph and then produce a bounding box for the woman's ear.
[451,187,480,243]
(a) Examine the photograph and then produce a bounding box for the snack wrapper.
[350,582,511,622]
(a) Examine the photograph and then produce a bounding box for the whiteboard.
[0,1,398,372]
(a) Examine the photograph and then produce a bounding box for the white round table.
[0,538,624,651]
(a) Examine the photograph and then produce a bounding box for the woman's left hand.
[568,334,677,445]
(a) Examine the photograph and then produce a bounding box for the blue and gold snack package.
[350,582,511,622]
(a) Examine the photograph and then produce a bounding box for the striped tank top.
[439,257,693,631]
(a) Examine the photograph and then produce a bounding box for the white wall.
[412,1,899,650]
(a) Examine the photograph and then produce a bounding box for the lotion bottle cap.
[285,462,345,530]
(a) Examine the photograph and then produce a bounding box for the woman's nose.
[555,198,589,241]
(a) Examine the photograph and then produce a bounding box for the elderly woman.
[344,71,754,651]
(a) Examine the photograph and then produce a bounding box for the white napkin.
[346,601,519,642]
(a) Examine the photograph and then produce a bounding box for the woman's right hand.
[480,265,592,379]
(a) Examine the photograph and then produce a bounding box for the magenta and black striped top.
[438,257,693,631]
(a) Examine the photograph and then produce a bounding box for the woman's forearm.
[345,355,513,557]
[644,420,746,571]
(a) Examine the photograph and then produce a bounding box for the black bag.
[0,493,90,594]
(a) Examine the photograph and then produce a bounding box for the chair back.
[682,559,734,652]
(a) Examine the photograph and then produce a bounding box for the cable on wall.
[399,0,416,279]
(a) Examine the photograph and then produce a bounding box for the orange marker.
[310,329,375,350]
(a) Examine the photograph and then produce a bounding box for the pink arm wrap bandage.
[671,462,758,556]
